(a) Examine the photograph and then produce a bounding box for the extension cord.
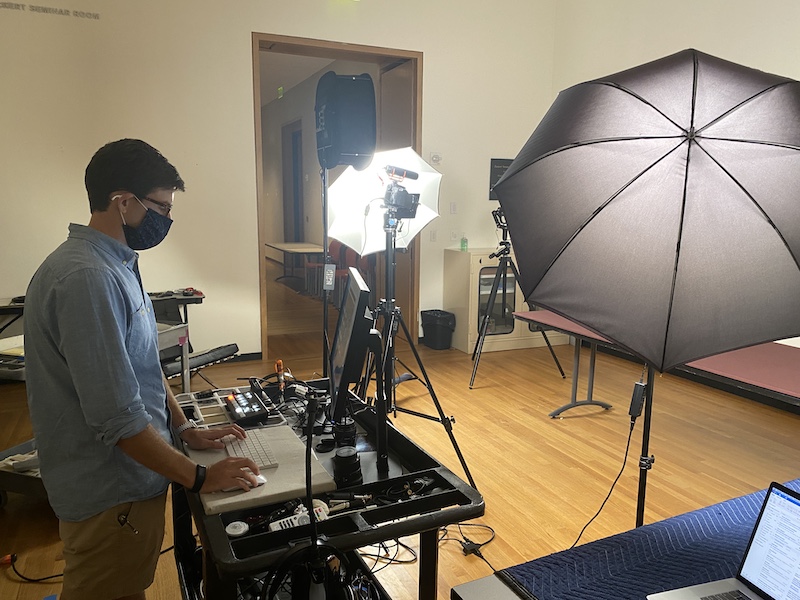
[268,506,327,532]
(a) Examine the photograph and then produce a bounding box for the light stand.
[320,166,332,376]
[373,188,477,489]
[470,208,565,388]
[367,329,389,475]
[636,365,656,527]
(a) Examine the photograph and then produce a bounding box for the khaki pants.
[59,493,167,600]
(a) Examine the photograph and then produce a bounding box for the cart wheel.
[0,491,7,508]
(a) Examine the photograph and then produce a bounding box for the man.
[24,139,259,600]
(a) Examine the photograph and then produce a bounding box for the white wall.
[0,0,554,353]
[5,0,799,353]
[551,1,800,88]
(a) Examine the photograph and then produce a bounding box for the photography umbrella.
[494,48,800,525]
[327,147,441,256]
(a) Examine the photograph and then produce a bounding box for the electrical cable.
[438,522,498,572]
[358,538,417,574]
[235,574,267,600]
[568,419,636,549]
[10,558,63,583]
[7,543,178,585]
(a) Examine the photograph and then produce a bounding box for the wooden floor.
[2,337,799,600]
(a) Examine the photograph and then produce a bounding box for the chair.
[160,343,239,389]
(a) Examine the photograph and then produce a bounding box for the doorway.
[253,33,422,366]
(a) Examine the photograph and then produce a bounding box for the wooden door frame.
[252,32,423,359]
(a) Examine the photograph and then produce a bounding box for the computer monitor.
[329,267,372,423]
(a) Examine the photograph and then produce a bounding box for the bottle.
[460,233,468,252]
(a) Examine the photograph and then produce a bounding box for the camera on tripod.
[492,207,508,230]
[384,182,420,219]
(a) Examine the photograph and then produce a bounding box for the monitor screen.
[329,267,372,422]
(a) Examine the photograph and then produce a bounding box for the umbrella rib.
[697,136,800,152]
[524,135,686,166]
[695,140,800,272]
[542,138,687,283]
[695,81,796,135]
[593,81,686,133]
[660,51,701,369]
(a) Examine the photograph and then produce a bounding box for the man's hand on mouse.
[202,458,261,493]
[180,423,247,450]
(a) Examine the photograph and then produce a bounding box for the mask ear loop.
[112,194,127,226]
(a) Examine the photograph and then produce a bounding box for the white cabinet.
[443,248,568,354]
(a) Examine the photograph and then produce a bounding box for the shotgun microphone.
[385,165,419,180]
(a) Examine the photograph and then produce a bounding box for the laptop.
[647,482,800,600]
[183,424,336,515]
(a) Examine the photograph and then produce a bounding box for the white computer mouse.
[219,473,267,493]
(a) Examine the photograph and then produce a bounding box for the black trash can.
[421,310,456,350]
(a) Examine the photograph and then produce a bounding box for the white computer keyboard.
[224,428,279,469]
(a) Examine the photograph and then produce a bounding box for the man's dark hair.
[85,139,185,212]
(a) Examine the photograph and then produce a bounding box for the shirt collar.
[67,223,138,271]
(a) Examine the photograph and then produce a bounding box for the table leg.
[586,343,597,402]
[202,549,238,600]
[180,329,191,394]
[419,529,439,600]
[549,339,612,417]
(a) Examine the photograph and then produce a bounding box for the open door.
[253,33,423,361]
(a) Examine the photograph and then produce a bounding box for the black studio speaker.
[315,71,376,170]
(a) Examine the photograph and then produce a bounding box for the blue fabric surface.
[499,479,800,600]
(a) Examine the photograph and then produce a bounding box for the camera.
[384,182,419,219]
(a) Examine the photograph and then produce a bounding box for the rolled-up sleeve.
[53,266,156,446]
[24,224,172,521]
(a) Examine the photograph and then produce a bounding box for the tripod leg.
[538,328,566,378]
[470,256,507,388]
[382,309,399,415]
[396,313,477,489]
[357,350,376,403]
[507,259,567,379]
[469,326,489,389]
[357,308,383,402]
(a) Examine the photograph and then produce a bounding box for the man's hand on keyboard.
[181,423,247,450]
[203,458,261,493]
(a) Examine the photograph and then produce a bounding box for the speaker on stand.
[315,71,376,376]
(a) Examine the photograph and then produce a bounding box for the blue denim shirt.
[24,224,171,521]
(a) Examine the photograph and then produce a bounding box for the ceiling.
[259,52,335,106]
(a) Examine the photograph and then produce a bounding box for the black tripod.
[470,208,565,388]
[367,201,477,489]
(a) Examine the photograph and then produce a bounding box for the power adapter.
[629,381,647,420]
[461,541,481,556]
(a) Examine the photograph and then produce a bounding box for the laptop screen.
[739,483,800,600]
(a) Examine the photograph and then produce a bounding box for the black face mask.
[123,202,173,250]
